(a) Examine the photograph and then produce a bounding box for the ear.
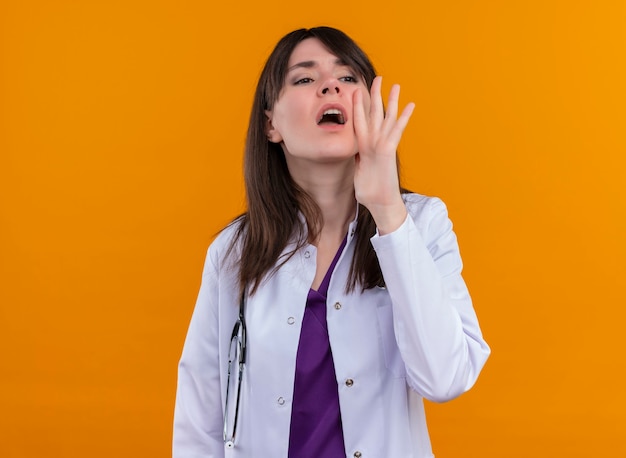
[265,110,283,143]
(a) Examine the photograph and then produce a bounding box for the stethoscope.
[223,289,247,449]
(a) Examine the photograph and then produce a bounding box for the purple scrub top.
[288,237,347,458]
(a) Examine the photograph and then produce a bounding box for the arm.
[173,247,225,458]
[353,76,489,401]
[371,197,490,402]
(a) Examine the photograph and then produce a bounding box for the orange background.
[1,1,625,457]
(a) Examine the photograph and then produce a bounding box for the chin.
[317,141,358,158]
[316,148,357,163]
[283,140,358,164]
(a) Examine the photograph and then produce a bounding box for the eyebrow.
[287,57,348,73]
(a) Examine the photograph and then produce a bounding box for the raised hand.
[353,76,415,234]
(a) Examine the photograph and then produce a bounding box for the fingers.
[384,83,400,123]
[369,76,384,124]
[370,78,412,131]
[352,86,367,137]
[354,76,415,153]
[387,101,415,146]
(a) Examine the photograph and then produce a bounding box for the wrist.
[368,198,407,235]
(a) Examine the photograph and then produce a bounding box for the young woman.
[173,26,490,458]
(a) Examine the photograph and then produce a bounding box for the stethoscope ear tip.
[226,440,235,449]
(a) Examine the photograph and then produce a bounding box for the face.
[265,38,370,166]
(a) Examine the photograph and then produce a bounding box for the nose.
[319,78,340,96]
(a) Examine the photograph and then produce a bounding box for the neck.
[289,159,356,244]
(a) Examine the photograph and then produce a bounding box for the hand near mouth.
[353,75,415,235]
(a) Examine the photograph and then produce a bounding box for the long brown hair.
[226,26,402,295]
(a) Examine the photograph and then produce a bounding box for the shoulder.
[205,216,246,271]
[401,192,449,227]
[401,192,457,252]
[401,193,462,272]
[212,217,244,250]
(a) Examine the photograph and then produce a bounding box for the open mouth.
[317,108,346,125]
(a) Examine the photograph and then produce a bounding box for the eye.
[340,75,358,83]
[294,77,313,85]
